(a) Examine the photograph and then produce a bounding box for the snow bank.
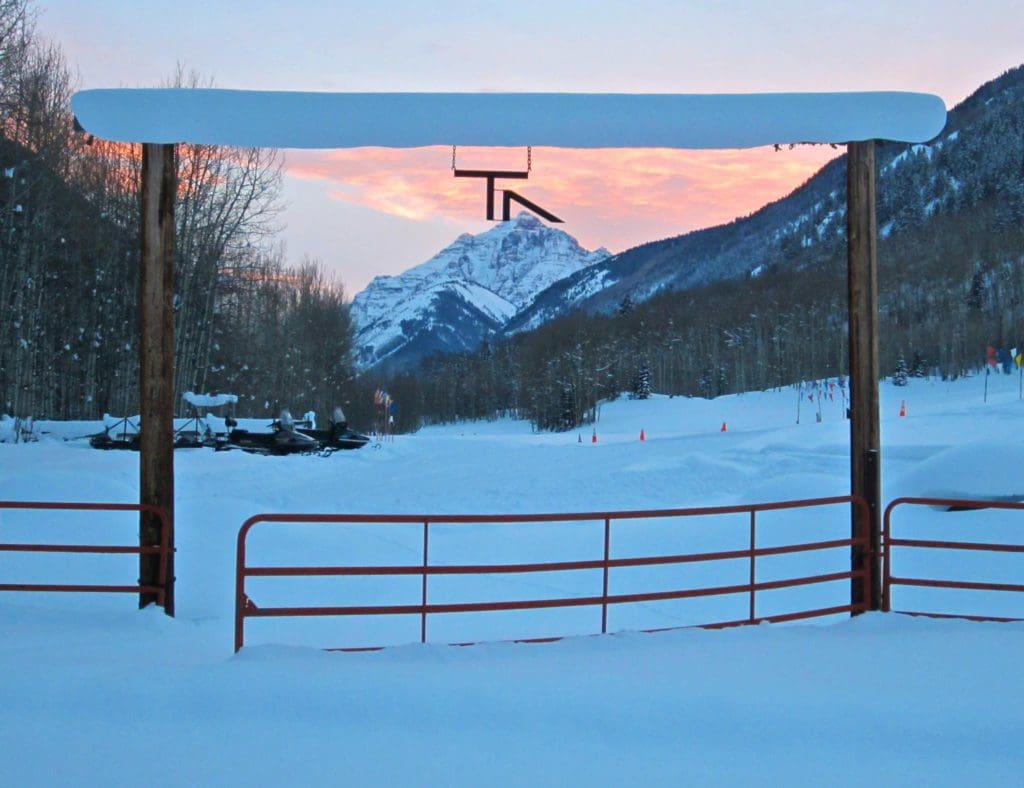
[0,606,1020,786]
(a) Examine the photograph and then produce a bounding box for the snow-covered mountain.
[351,213,609,369]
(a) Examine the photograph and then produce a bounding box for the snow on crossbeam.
[70,89,947,149]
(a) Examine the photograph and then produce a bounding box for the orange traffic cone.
[899,400,906,417]
[591,428,597,444]
[720,422,727,433]
[640,429,646,442]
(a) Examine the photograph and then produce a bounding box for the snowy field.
[2,373,1023,785]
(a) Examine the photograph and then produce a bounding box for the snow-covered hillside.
[2,372,1024,785]
[351,212,609,369]
[512,65,1024,323]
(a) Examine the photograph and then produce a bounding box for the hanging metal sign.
[452,146,562,223]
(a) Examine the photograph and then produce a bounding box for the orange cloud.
[285,145,839,254]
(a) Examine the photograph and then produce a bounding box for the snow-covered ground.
[2,373,1023,785]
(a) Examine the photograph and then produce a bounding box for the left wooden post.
[139,143,176,616]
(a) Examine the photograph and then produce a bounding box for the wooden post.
[846,140,881,611]
[139,143,176,616]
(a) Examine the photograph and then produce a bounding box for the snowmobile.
[172,415,216,449]
[294,407,370,452]
[218,410,323,456]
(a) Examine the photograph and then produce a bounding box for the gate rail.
[235,495,870,651]
[883,496,1024,622]
[0,500,173,610]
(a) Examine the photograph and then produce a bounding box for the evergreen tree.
[967,269,985,313]
[892,352,909,386]
[697,365,714,399]
[629,358,652,400]
[910,350,927,378]
[556,385,577,431]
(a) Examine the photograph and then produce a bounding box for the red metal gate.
[0,500,173,612]
[883,496,1024,622]
[235,495,870,651]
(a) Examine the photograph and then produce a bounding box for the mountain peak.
[508,211,543,228]
[350,218,610,369]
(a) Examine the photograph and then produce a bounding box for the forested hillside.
[0,0,357,423]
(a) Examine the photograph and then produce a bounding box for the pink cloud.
[285,145,839,253]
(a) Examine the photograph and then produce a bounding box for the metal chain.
[452,144,533,172]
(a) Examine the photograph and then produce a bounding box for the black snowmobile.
[218,410,323,456]
[295,407,370,452]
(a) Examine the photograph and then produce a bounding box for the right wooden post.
[847,140,881,611]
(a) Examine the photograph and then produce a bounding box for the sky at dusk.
[38,0,1024,293]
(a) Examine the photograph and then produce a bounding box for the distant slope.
[506,156,847,332]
